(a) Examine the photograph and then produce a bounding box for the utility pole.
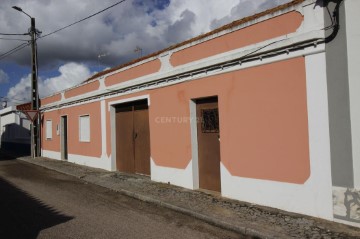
[30,17,40,158]
[13,6,40,158]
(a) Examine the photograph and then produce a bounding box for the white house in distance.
[0,105,31,156]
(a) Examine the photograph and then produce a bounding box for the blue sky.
[0,0,290,106]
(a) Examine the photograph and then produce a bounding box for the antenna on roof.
[134,46,142,58]
[97,52,109,68]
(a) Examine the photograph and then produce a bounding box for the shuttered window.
[79,115,90,142]
[46,120,52,139]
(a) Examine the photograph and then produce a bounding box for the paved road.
[0,153,246,239]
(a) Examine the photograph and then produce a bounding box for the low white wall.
[221,163,333,220]
[68,154,112,171]
[345,0,360,190]
[42,150,61,160]
[42,150,112,171]
[150,158,195,189]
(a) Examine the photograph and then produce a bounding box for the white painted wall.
[345,0,360,190]
[0,108,15,145]
[68,154,112,170]
[42,149,61,160]
[42,149,112,171]
[0,106,30,146]
[151,158,195,189]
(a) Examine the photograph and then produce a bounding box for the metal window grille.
[201,108,219,133]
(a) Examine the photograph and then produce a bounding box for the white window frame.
[79,114,90,142]
[46,120,52,140]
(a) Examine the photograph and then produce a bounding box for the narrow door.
[116,103,135,173]
[61,116,68,160]
[115,100,150,176]
[133,103,151,175]
[196,97,221,192]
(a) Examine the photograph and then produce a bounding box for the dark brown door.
[196,97,221,192]
[61,116,68,160]
[116,104,135,173]
[115,100,150,175]
[134,103,151,175]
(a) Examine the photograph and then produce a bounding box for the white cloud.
[210,0,291,29]
[0,70,9,84]
[39,62,92,95]
[6,75,31,105]
[6,62,93,104]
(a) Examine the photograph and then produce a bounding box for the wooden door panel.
[134,104,151,175]
[64,117,68,160]
[197,97,221,192]
[116,106,134,173]
[61,116,68,160]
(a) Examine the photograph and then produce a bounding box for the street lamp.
[12,6,32,18]
[12,6,40,158]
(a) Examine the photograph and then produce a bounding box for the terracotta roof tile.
[16,102,31,111]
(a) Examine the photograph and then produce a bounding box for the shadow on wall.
[334,189,360,223]
[314,0,340,8]
[0,123,31,157]
[0,176,73,238]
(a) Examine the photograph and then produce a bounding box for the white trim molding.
[107,94,150,111]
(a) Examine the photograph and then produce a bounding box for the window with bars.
[201,108,219,133]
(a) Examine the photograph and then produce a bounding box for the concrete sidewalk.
[18,156,360,239]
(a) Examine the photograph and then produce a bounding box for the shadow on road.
[0,150,16,161]
[0,176,73,239]
[0,149,29,161]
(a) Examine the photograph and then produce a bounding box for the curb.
[19,157,283,239]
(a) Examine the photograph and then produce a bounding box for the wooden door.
[116,104,135,173]
[134,103,151,175]
[115,100,150,176]
[61,116,68,160]
[196,97,221,192]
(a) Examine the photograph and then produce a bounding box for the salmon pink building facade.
[39,0,360,226]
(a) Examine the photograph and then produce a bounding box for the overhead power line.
[39,0,127,40]
[0,42,30,60]
[0,32,28,36]
[0,0,126,61]
[0,37,29,42]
